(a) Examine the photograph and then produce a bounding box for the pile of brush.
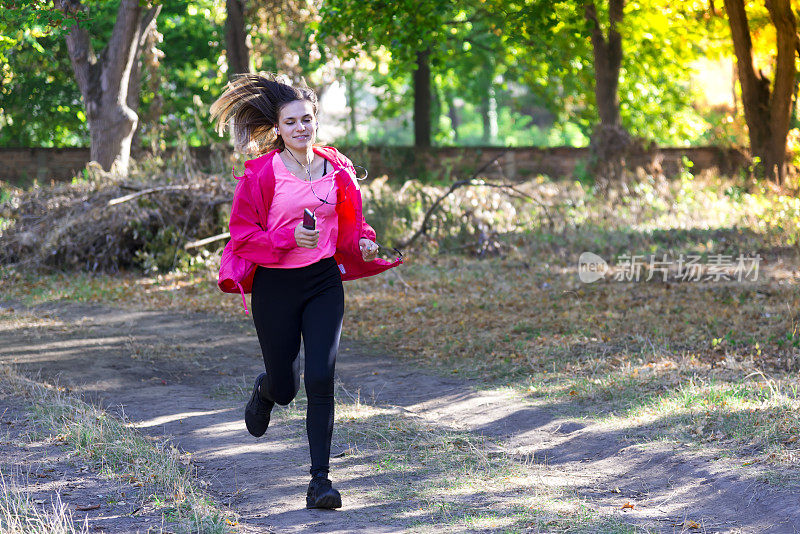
[0,162,234,272]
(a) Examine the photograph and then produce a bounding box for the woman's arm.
[353,176,377,261]
[360,220,377,243]
[229,176,296,264]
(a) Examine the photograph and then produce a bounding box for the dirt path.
[1,300,799,533]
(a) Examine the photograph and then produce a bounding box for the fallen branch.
[490,159,555,229]
[396,156,502,249]
[183,232,230,250]
[397,152,553,249]
[107,185,193,206]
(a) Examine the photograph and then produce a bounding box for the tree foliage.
[1,0,797,162]
[0,1,92,146]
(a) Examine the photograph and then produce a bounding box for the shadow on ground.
[1,300,799,533]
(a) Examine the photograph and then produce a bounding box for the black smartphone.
[303,208,316,230]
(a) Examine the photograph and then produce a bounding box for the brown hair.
[209,72,318,155]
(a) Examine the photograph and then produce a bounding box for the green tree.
[0,1,232,152]
[152,1,226,148]
[52,0,161,174]
[496,1,710,146]
[438,8,509,144]
[321,0,712,153]
[321,0,469,148]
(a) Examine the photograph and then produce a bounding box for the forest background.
[0,0,796,178]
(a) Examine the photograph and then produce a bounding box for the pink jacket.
[218,146,402,312]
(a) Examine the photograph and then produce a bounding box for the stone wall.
[343,145,751,181]
[0,145,751,188]
[1,148,93,186]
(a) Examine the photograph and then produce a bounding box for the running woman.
[210,73,401,509]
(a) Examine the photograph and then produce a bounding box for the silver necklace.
[284,148,338,211]
[285,149,313,181]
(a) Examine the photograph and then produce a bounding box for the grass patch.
[208,377,250,401]
[615,374,800,461]
[0,366,235,533]
[0,472,88,534]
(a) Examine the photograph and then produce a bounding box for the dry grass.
[0,471,88,534]
[0,155,232,272]
[0,365,235,533]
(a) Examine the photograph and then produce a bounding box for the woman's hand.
[295,223,320,248]
[359,238,378,262]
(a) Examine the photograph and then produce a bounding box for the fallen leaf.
[621,502,635,510]
[682,520,701,530]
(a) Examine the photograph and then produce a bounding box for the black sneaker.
[244,373,274,437]
[306,476,342,509]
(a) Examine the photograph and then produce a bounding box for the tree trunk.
[478,61,498,145]
[586,0,623,127]
[791,70,799,131]
[481,85,498,144]
[488,85,498,142]
[724,0,796,183]
[431,82,443,144]
[56,0,160,174]
[225,0,250,77]
[445,90,460,142]
[584,0,631,181]
[764,0,796,183]
[413,48,432,148]
[129,11,161,152]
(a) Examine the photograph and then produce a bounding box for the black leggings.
[250,256,344,478]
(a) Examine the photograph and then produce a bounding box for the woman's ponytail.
[210,72,318,155]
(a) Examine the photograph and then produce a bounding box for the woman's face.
[277,99,317,153]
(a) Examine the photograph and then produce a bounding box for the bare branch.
[398,153,538,249]
[107,185,194,206]
[127,5,162,113]
[184,232,231,250]
[139,5,161,46]
[55,0,94,99]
